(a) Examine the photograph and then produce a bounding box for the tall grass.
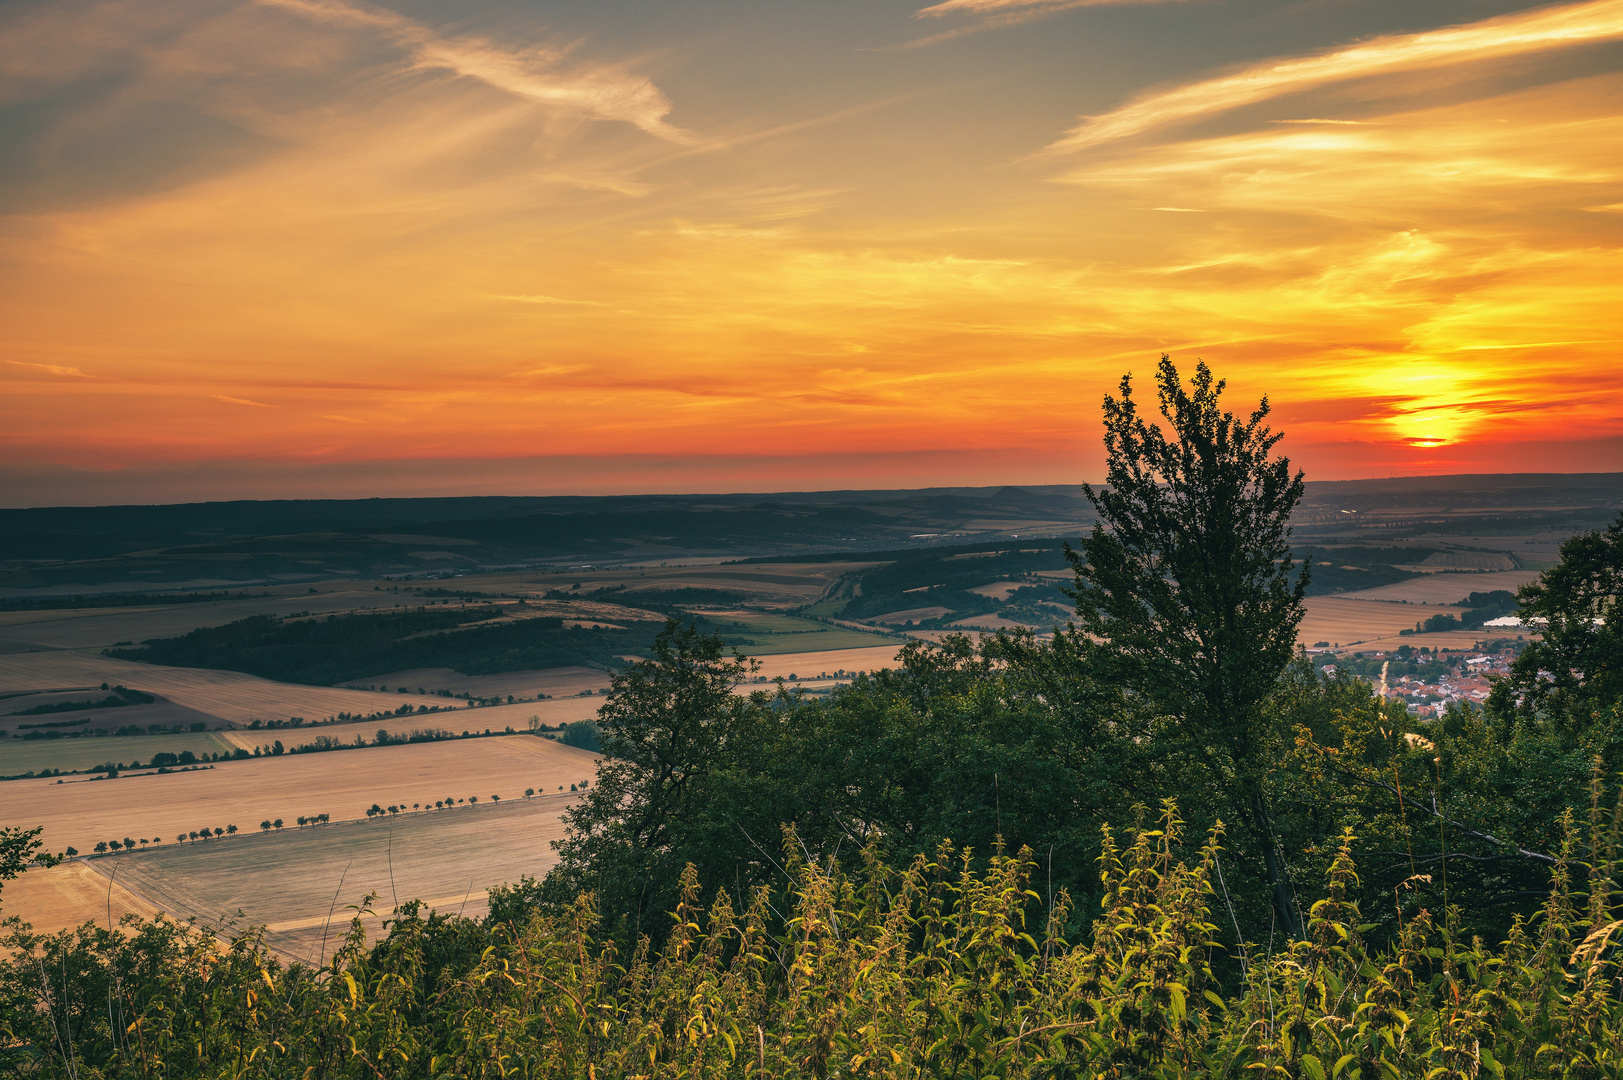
[5,798,1622,1078]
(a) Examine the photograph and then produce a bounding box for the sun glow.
[0,0,1619,503]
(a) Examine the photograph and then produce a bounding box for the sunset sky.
[2,0,1621,505]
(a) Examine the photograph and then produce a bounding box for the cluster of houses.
[1320,648,1517,717]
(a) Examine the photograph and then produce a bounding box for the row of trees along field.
[3,357,1621,1077]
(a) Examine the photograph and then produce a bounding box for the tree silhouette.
[96,841,110,853]
[213,828,223,838]
[1069,355,1308,937]
[273,819,283,830]
[524,788,535,798]
[226,824,238,836]
[261,820,271,832]
[188,831,198,841]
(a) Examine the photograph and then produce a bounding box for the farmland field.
[0,585,412,652]
[1,859,162,938]
[1338,570,1540,604]
[707,612,901,654]
[87,795,577,960]
[0,734,600,857]
[1298,597,1453,648]
[1,730,244,777]
[0,650,411,724]
[347,665,610,698]
[741,644,904,682]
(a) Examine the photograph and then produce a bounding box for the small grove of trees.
[169,826,237,844]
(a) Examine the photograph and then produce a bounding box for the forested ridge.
[4,358,1621,1078]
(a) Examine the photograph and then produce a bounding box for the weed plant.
[6,797,1623,1078]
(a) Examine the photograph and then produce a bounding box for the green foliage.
[10,807,1623,1078]
[559,719,603,752]
[107,607,673,684]
[0,825,53,912]
[1292,547,1432,595]
[1492,516,1623,725]
[1069,355,1310,935]
[837,544,1070,623]
[8,686,154,716]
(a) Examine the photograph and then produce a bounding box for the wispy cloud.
[492,294,612,307]
[214,394,275,406]
[256,0,697,143]
[891,0,1170,48]
[1045,0,1623,152]
[916,0,1173,15]
[6,360,93,378]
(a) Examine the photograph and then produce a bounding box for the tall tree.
[546,620,760,936]
[1490,513,1622,731]
[1069,355,1309,935]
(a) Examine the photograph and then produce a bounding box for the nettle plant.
[5,797,1623,1079]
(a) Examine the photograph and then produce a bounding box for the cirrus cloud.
[1045,0,1623,152]
[256,0,698,144]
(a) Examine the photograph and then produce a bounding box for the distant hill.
[1,474,1618,596]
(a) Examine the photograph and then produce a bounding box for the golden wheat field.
[1338,570,1540,604]
[85,795,578,960]
[1297,597,1444,648]
[0,650,407,723]
[1,859,162,938]
[0,734,600,858]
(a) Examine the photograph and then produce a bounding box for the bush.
[558,719,602,752]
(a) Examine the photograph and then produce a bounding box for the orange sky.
[2,0,1621,504]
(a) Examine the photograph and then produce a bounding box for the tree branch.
[1320,759,1556,865]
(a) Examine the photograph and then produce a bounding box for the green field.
[714,614,897,655]
[1,730,242,778]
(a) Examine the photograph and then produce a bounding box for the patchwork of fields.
[1,507,1578,956]
[0,735,600,856]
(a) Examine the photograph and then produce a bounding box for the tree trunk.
[1251,790,1302,940]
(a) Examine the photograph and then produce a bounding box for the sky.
[1,0,1620,506]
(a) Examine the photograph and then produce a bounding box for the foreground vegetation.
[6,805,1623,1078]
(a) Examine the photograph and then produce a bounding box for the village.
[1318,642,1519,717]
